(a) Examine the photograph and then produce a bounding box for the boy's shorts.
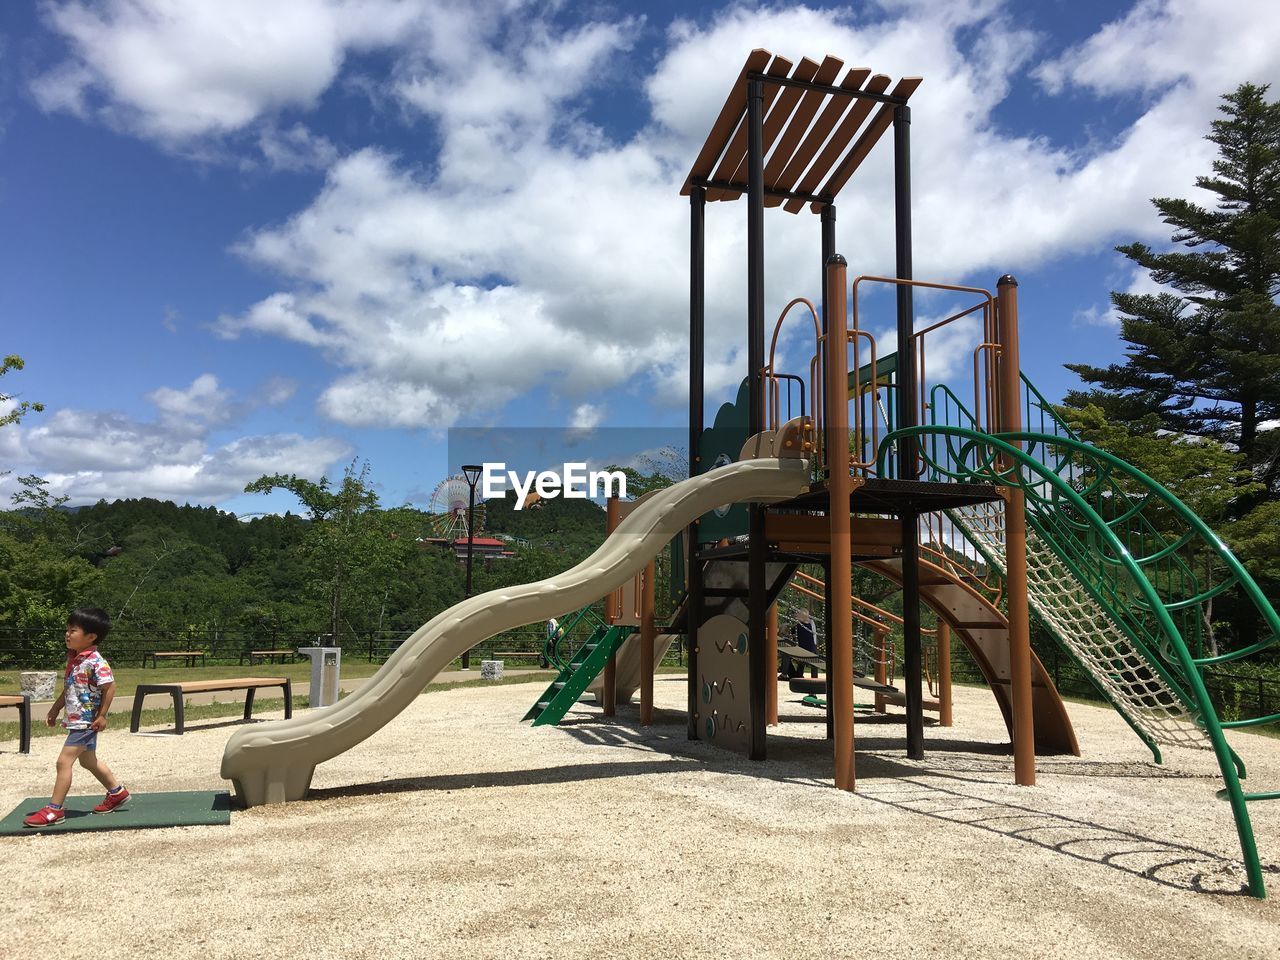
[64,729,98,750]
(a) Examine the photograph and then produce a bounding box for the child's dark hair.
[68,606,111,642]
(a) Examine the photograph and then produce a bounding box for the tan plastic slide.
[221,457,810,807]
[588,631,677,704]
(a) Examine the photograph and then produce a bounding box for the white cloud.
[147,373,233,427]
[1073,262,1172,328]
[570,403,604,430]
[31,0,430,143]
[35,1,1280,433]
[256,123,339,172]
[3,375,350,505]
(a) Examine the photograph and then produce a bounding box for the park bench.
[141,650,207,668]
[238,648,297,665]
[0,692,31,754]
[130,677,292,735]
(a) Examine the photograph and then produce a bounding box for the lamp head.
[461,464,483,486]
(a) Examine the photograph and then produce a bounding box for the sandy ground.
[3,677,1280,960]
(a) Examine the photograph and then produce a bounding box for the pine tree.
[1065,83,1280,495]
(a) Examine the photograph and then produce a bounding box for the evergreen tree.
[1065,83,1280,495]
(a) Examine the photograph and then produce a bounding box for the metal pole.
[938,621,953,727]
[640,558,656,725]
[462,478,476,669]
[998,275,1036,786]
[602,497,619,716]
[894,102,924,761]
[821,207,838,748]
[688,184,706,740]
[824,253,855,791]
[746,77,768,761]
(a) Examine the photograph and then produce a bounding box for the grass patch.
[0,671,555,745]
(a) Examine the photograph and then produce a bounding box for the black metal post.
[893,103,924,760]
[746,77,768,762]
[461,466,481,669]
[688,184,706,740]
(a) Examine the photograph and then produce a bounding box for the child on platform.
[23,607,130,828]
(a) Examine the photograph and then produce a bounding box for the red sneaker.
[92,787,130,814]
[23,805,66,828]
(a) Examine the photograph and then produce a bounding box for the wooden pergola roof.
[680,49,921,214]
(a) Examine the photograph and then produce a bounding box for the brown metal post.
[997,275,1034,785]
[767,603,779,725]
[602,498,620,717]
[938,621,953,727]
[824,254,855,792]
[874,629,887,714]
[640,558,656,725]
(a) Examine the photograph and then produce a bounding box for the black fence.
[951,642,1280,726]
[0,628,547,670]
[0,623,689,672]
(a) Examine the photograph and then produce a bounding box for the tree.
[1065,83,1280,495]
[245,460,415,641]
[0,355,44,429]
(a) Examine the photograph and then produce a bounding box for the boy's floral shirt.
[63,647,114,729]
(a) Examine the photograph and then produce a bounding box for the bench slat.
[0,694,26,706]
[142,678,288,694]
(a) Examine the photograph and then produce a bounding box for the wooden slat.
[810,76,923,212]
[158,678,287,693]
[763,58,855,207]
[705,54,794,201]
[681,48,772,196]
[716,56,822,199]
[782,73,891,213]
[762,65,875,207]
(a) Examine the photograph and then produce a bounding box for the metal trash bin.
[297,646,341,708]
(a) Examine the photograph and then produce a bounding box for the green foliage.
[1060,404,1261,524]
[1065,83,1280,493]
[0,355,44,429]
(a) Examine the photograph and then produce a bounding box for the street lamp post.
[460,464,482,670]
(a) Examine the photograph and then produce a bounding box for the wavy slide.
[221,457,811,807]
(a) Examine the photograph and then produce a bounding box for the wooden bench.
[130,678,292,735]
[239,649,297,665]
[141,650,207,668]
[0,693,31,754]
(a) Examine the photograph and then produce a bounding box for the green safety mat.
[0,790,231,835]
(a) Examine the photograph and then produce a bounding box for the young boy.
[23,607,130,827]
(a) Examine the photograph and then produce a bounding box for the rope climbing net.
[949,498,1210,749]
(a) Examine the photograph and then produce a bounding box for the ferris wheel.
[428,475,485,540]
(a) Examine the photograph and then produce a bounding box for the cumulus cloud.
[3,374,350,506]
[34,1,1280,433]
[31,0,426,141]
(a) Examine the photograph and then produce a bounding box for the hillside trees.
[244,461,426,640]
[1065,83,1280,495]
[1062,82,1280,648]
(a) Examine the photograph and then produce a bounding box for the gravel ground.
[3,677,1279,960]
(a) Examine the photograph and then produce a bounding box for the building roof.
[681,49,921,214]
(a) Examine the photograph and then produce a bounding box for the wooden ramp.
[861,556,1080,756]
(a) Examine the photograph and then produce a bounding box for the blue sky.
[1,0,1277,517]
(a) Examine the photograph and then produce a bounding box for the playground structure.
[219,49,1280,898]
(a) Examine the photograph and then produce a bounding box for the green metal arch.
[877,423,1273,898]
